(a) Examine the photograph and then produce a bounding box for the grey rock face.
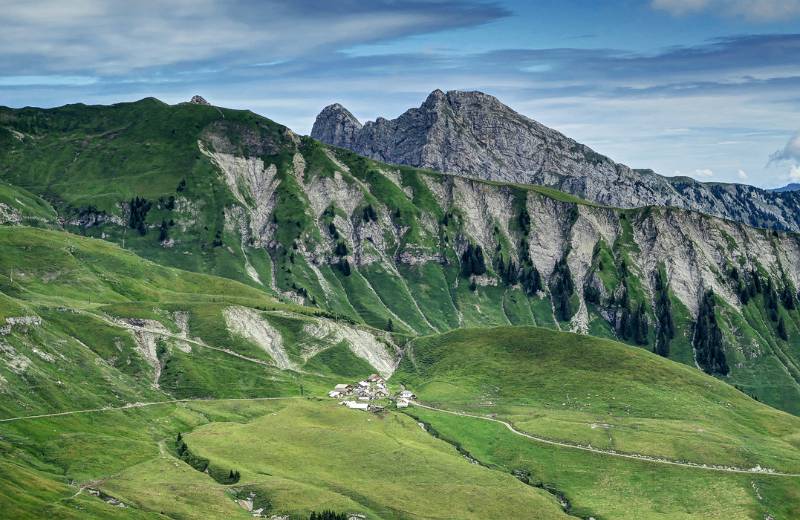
[312,89,800,232]
[190,95,210,105]
[311,103,363,150]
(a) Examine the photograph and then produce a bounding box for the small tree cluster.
[334,241,348,257]
[223,469,241,484]
[328,222,339,240]
[694,290,729,375]
[362,204,378,222]
[159,195,176,211]
[128,197,151,235]
[158,220,170,242]
[550,257,575,321]
[460,243,486,278]
[496,256,518,285]
[518,207,531,236]
[175,433,209,473]
[653,270,675,357]
[337,258,351,276]
[308,512,348,520]
[619,301,649,346]
[782,283,797,310]
[519,263,542,296]
[778,315,789,341]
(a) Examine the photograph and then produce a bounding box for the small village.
[328,374,415,412]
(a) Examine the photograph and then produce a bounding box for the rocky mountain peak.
[190,95,210,105]
[311,89,800,232]
[311,103,363,150]
[422,88,447,107]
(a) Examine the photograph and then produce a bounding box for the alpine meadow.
[2,2,800,519]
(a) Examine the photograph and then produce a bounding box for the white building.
[343,401,369,410]
[396,398,410,408]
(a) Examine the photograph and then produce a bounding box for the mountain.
[773,182,800,192]
[2,98,800,415]
[312,89,800,232]
[2,97,800,519]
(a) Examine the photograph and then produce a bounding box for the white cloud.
[694,168,714,177]
[737,169,748,180]
[769,132,800,164]
[652,0,800,20]
[790,164,800,181]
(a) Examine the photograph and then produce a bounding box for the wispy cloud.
[652,0,800,21]
[0,0,507,75]
[0,75,97,86]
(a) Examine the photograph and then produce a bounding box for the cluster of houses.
[328,374,415,411]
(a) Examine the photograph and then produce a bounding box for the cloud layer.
[652,0,800,21]
[0,0,507,75]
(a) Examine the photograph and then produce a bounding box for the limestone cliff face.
[312,90,800,232]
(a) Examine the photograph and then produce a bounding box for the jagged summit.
[311,89,800,232]
[310,103,362,150]
[190,94,210,105]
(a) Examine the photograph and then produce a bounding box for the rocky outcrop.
[311,103,362,150]
[312,90,800,232]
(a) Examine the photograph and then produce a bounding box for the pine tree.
[550,258,575,321]
[337,259,351,276]
[460,243,487,278]
[694,290,729,375]
[778,315,788,340]
[653,270,675,357]
[782,284,796,310]
[328,222,339,239]
[158,220,169,242]
[386,318,394,332]
[128,196,151,235]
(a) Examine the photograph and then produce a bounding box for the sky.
[2,0,800,188]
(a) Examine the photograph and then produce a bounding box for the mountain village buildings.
[329,374,409,411]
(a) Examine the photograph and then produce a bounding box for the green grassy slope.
[393,327,800,473]
[0,399,572,519]
[408,406,800,520]
[0,226,394,418]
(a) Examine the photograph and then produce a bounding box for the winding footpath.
[411,402,800,478]
[2,392,799,478]
[0,396,302,424]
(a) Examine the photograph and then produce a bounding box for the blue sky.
[2,0,800,187]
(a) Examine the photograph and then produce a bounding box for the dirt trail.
[94,313,275,368]
[0,396,302,423]
[411,402,800,478]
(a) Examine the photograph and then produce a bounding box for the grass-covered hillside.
[2,98,800,415]
[393,327,800,473]
[2,98,800,518]
[0,226,797,517]
[0,226,397,419]
[394,326,800,519]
